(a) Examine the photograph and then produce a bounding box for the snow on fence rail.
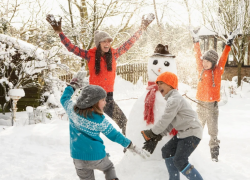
[59,63,148,84]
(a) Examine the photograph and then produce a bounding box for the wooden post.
[214,36,217,51]
[207,37,209,51]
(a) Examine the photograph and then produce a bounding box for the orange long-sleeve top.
[194,42,231,102]
[59,30,142,92]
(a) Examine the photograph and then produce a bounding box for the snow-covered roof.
[0,34,46,61]
[199,22,242,37]
[199,23,226,36]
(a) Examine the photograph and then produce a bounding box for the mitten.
[189,26,200,43]
[46,14,62,33]
[127,142,149,159]
[69,71,87,90]
[141,13,155,30]
[142,135,162,154]
[226,28,240,46]
[141,129,157,141]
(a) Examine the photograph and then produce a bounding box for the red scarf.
[144,81,178,136]
[144,81,158,125]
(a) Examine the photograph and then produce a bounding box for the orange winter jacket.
[59,30,142,92]
[194,42,231,102]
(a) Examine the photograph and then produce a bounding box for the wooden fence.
[59,63,148,84]
[117,63,148,84]
[59,74,73,83]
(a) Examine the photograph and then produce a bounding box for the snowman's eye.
[153,60,158,65]
[164,61,170,66]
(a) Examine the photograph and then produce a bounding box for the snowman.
[126,44,178,160]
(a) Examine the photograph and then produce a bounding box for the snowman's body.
[126,55,177,160]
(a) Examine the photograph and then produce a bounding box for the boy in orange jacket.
[190,27,238,162]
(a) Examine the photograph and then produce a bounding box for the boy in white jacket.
[141,71,203,180]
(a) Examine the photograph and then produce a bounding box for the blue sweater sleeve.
[101,118,131,148]
[60,86,75,111]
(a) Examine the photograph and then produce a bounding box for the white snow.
[0,34,45,61]
[26,106,34,113]
[0,76,250,180]
[199,25,218,36]
[144,13,155,21]
[8,89,25,97]
[46,94,59,106]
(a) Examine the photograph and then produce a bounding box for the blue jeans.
[162,135,200,171]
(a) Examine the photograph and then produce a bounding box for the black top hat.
[151,44,176,58]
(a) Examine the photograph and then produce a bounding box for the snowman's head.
[147,55,177,82]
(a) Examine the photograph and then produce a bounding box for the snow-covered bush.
[220,77,250,99]
[41,73,67,108]
[0,34,72,114]
[228,76,250,97]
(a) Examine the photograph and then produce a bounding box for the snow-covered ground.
[0,77,250,180]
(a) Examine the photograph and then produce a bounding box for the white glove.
[189,26,200,43]
[69,71,87,90]
[127,142,150,159]
[226,28,240,46]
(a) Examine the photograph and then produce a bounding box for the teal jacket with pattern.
[60,86,131,161]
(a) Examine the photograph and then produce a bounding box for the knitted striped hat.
[201,49,218,65]
[200,49,218,87]
[156,71,178,89]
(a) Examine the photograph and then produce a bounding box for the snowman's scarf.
[144,81,158,125]
[144,81,178,136]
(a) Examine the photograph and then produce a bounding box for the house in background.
[198,25,250,81]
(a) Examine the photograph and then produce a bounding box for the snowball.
[145,13,155,21]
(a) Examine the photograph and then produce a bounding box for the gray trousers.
[73,156,117,180]
[197,100,220,149]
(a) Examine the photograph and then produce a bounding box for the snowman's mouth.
[151,69,159,76]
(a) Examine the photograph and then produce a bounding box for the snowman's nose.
[158,68,161,72]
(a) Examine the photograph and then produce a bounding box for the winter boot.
[210,146,219,162]
[165,157,180,180]
[181,164,203,180]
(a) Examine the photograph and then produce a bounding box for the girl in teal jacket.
[60,71,144,180]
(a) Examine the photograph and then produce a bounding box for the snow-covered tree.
[57,0,148,49]
[0,34,68,113]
